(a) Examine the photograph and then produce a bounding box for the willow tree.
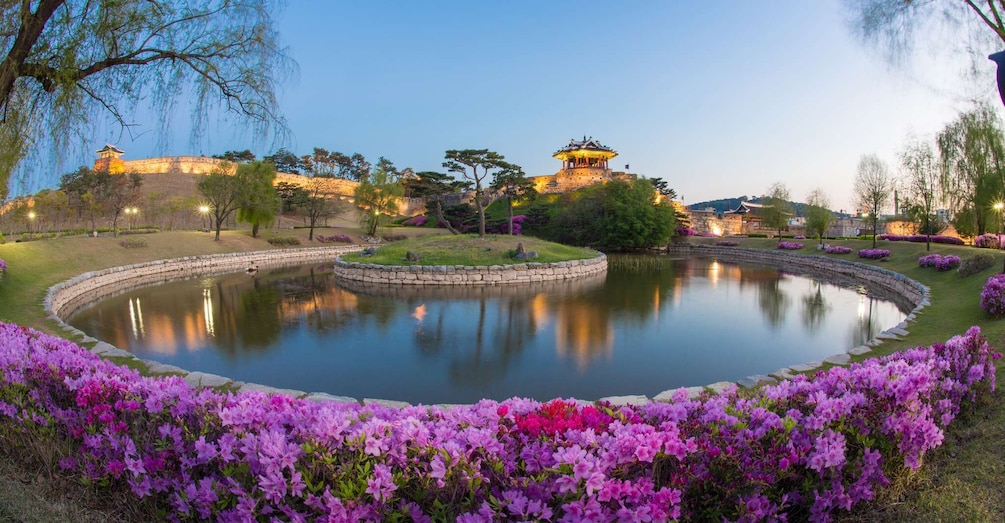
[0,0,291,199]
[354,160,403,237]
[236,161,279,238]
[937,105,1005,238]
[761,182,792,241]
[804,189,834,246]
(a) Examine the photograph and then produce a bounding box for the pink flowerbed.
[402,215,428,227]
[0,323,997,521]
[877,234,964,246]
[777,241,804,250]
[980,274,1005,316]
[315,234,354,244]
[858,249,891,260]
[825,246,852,255]
[918,254,961,271]
[974,234,1001,249]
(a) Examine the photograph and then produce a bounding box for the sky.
[68,0,1000,213]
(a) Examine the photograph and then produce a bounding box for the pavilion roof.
[96,143,125,155]
[553,136,618,159]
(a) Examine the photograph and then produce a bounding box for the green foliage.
[264,148,303,174]
[443,149,509,237]
[275,181,309,213]
[354,160,404,236]
[197,165,246,241]
[804,189,834,244]
[342,235,596,266]
[490,164,535,235]
[235,161,279,238]
[545,179,675,251]
[937,105,1005,237]
[761,182,793,240]
[959,253,996,278]
[118,239,147,249]
[267,236,301,246]
[0,0,290,200]
[212,150,256,163]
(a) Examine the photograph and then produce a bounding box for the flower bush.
[974,233,1001,249]
[858,249,891,260]
[0,323,997,521]
[980,274,1005,316]
[401,215,428,227]
[877,234,964,246]
[717,240,739,246]
[315,234,355,244]
[675,226,696,237]
[918,254,961,271]
[777,241,804,250]
[825,246,852,254]
[793,235,806,239]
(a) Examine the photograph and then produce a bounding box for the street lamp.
[27,211,35,239]
[124,207,138,230]
[995,202,1005,273]
[198,205,210,231]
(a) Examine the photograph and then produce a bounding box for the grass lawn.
[1,231,1005,520]
[340,234,599,266]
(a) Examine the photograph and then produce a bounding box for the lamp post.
[27,211,35,240]
[989,52,1005,269]
[198,205,210,231]
[124,207,138,230]
[996,202,1005,273]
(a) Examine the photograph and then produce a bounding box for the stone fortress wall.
[332,254,608,286]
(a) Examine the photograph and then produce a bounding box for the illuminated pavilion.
[530,137,633,194]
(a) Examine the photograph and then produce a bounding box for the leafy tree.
[937,105,1005,238]
[354,160,403,237]
[444,149,507,237]
[406,171,470,235]
[0,0,290,200]
[648,177,678,200]
[236,161,279,238]
[899,135,942,250]
[212,150,256,163]
[105,173,144,234]
[491,163,535,235]
[761,182,793,241]
[551,179,674,251]
[59,167,116,233]
[804,189,834,245]
[275,181,309,215]
[304,149,370,181]
[31,189,69,233]
[263,148,303,173]
[298,177,348,241]
[854,154,893,248]
[197,164,246,241]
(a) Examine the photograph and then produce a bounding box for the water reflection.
[68,257,907,404]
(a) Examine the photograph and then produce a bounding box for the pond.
[67,256,908,404]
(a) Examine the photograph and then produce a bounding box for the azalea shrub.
[0,258,5,283]
[877,234,965,246]
[777,241,804,250]
[974,233,1001,249]
[980,274,1005,316]
[401,215,428,227]
[675,226,696,236]
[0,323,997,522]
[918,254,961,271]
[717,240,739,246]
[858,249,891,260]
[825,246,852,254]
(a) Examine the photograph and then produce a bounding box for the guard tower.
[533,137,627,193]
[93,144,126,174]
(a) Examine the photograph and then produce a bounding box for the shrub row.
[777,241,803,250]
[401,215,428,227]
[315,234,354,244]
[267,236,301,246]
[825,246,852,254]
[0,258,6,283]
[858,249,891,259]
[959,253,996,278]
[118,239,148,249]
[716,240,739,247]
[918,253,960,271]
[974,233,1001,249]
[877,234,965,246]
[0,323,997,521]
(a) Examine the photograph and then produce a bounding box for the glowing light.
[711,224,723,236]
[411,304,427,324]
[198,205,210,214]
[128,297,146,339]
[27,211,35,220]
[202,288,215,337]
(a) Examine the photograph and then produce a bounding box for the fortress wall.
[124,156,231,175]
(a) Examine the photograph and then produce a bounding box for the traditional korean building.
[93,144,126,174]
[530,137,635,194]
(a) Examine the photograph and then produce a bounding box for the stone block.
[363,398,410,409]
[706,381,735,394]
[239,382,304,397]
[769,368,796,380]
[788,361,822,372]
[848,346,872,355]
[185,371,232,388]
[737,374,776,388]
[597,395,649,406]
[824,353,851,365]
[146,361,187,374]
[91,341,133,358]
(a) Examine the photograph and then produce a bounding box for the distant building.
[529,137,635,194]
[93,144,126,174]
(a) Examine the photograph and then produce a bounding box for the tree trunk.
[476,189,486,238]
[252,223,260,238]
[435,199,460,235]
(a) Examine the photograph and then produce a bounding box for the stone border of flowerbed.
[331,253,608,285]
[43,245,929,408]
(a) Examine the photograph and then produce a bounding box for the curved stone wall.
[46,245,360,320]
[331,253,608,285]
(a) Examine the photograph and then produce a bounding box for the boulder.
[405,251,422,262]
[515,242,525,256]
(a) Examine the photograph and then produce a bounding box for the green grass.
[341,234,599,266]
[2,231,1005,520]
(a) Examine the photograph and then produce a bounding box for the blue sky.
[75,0,995,212]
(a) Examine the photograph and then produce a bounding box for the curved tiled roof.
[553,136,617,157]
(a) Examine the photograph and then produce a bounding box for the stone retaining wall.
[331,253,608,285]
[667,244,928,306]
[46,245,360,320]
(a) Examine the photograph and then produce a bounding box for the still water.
[68,256,907,404]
